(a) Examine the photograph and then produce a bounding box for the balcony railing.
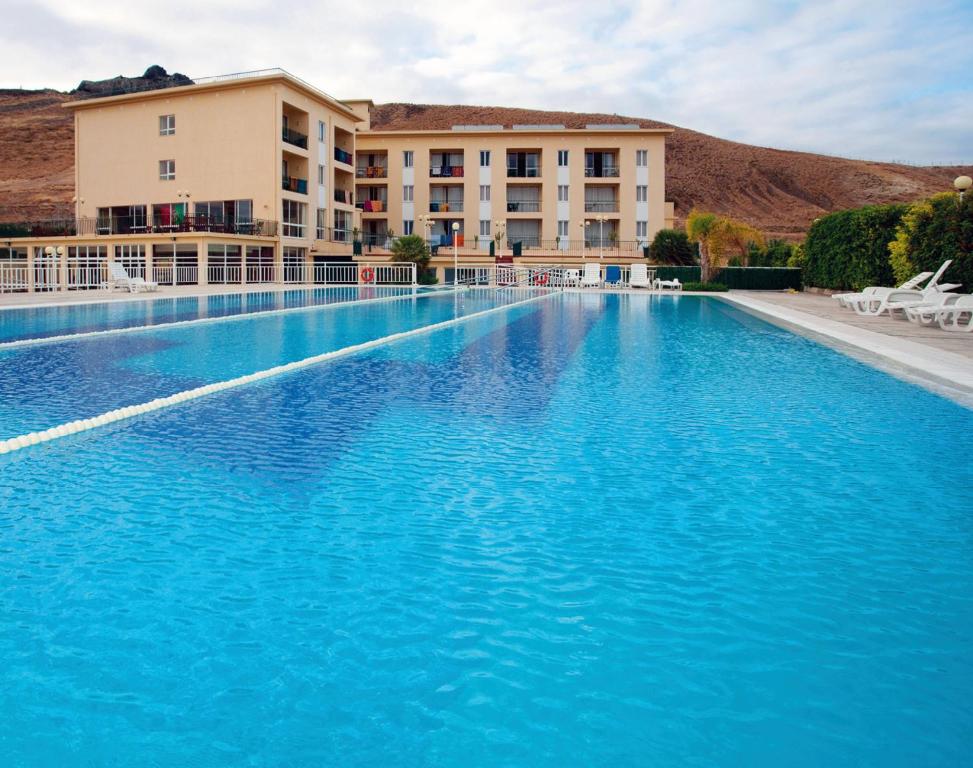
[0,215,279,238]
[585,166,620,178]
[282,176,308,194]
[506,201,541,213]
[282,127,308,149]
[429,201,463,212]
[334,147,354,165]
[357,199,387,212]
[507,167,541,178]
[356,166,388,178]
[584,201,619,212]
[430,166,464,178]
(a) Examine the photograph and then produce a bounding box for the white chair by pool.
[580,263,602,288]
[933,295,973,332]
[654,276,682,291]
[630,263,652,289]
[109,262,159,293]
[833,271,933,308]
[903,291,963,325]
[851,260,955,316]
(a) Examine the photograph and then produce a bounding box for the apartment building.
[0,69,674,292]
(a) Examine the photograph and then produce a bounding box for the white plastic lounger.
[903,292,962,325]
[935,295,973,332]
[109,262,159,293]
[580,263,602,288]
[852,260,953,316]
[629,263,652,289]
[834,271,932,308]
[654,277,682,291]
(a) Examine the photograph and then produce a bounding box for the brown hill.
[0,90,968,238]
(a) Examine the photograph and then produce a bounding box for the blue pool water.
[0,286,414,343]
[1,292,972,767]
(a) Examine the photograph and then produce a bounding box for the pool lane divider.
[0,289,556,456]
[0,288,463,350]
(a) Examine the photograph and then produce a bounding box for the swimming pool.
[1,291,971,766]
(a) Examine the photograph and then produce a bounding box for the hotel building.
[0,69,674,292]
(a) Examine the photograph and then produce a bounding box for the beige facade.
[1,69,675,293]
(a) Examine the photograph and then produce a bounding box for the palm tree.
[686,209,765,281]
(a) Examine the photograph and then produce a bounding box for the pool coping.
[719,293,973,406]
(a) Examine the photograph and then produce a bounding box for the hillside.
[0,86,968,237]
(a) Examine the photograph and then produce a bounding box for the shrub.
[889,192,973,291]
[803,204,907,290]
[683,281,728,292]
[650,229,696,265]
[391,234,433,282]
[748,238,795,267]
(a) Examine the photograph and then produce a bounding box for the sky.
[3,0,971,165]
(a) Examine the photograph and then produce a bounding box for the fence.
[710,267,802,290]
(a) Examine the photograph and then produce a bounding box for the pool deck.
[720,291,973,403]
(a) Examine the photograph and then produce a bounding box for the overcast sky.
[3,0,971,165]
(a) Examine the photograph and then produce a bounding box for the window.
[403,150,414,168]
[557,185,569,202]
[318,120,326,142]
[636,149,648,167]
[282,199,307,238]
[636,185,647,202]
[403,185,414,202]
[480,220,490,237]
[479,185,490,202]
[318,164,326,185]
[403,219,414,235]
[159,114,175,135]
[159,159,175,180]
[317,208,328,239]
[557,150,568,166]
[558,220,569,237]
[480,150,491,166]
[636,221,648,238]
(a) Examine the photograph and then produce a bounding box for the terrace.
[356,152,388,179]
[585,151,620,178]
[430,151,464,178]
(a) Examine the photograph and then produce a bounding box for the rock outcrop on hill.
[0,71,968,236]
[71,65,193,100]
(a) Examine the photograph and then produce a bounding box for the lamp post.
[451,221,460,285]
[494,220,506,260]
[955,175,973,202]
[44,245,64,291]
[595,215,608,259]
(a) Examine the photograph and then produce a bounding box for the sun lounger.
[629,263,652,289]
[903,292,962,324]
[580,263,601,288]
[852,260,954,316]
[654,277,682,291]
[604,265,623,287]
[934,295,973,332]
[109,262,159,293]
[834,271,932,308]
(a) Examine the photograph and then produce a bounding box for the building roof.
[63,68,362,121]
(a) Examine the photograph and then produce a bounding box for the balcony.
[282,127,308,150]
[356,165,388,178]
[430,165,464,178]
[429,201,463,212]
[282,176,308,194]
[334,189,354,205]
[584,200,619,213]
[2,214,280,238]
[334,147,354,166]
[357,199,387,213]
[506,166,541,178]
[585,166,619,178]
[506,200,541,213]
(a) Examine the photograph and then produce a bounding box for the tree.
[650,229,695,265]
[686,209,765,281]
[390,234,433,283]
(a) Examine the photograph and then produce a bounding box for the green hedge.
[803,204,907,290]
[711,267,802,290]
[890,192,973,295]
[651,265,701,282]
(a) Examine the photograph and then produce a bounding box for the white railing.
[247,264,277,283]
[453,263,657,289]
[312,262,417,286]
[208,264,242,284]
[0,262,29,293]
[66,262,108,290]
[153,264,200,285]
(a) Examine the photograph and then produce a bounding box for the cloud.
[2,0,971,164]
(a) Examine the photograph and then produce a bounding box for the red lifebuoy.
[535,272,549,286]
[361,266,375,283]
